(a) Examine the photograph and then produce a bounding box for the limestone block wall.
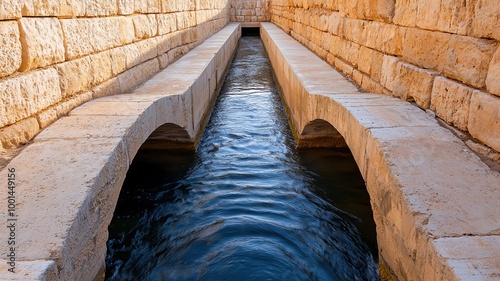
[0,0,230,151]
[269,0,500,155]
[230,0,271,22]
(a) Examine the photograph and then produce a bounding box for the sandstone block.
[0,1,21,19]
[22,0,84,17]
[364,21,405,56]
[19,18,65,71]
[85,0,118,16]
[0,117,39,148]
[430,76,474,131]
[57,51,112,97]
[468,91,500,152]
[132,14,158,40]
[0,68,62,127]
[358,46,374,74]
[135,0,160,13]
[403,28,451,72]
[444,35,497,88]
[327,12,342,35]
[61,18,121,60]
[0,21,21,78]
[471,0,500,40]
[340,0,394,22]
[117,0,134,14]
[37,91,93,129]
[341,17,366,46]
[109,47,127,75]
[486,47,500,97]
[137,38,159,63]
[393,62,439,109]
[119,16,135,45]
[380,55,399,91]
[157,14,178,35]
[393,0,417,26]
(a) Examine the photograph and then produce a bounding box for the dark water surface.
[105,36,379,281]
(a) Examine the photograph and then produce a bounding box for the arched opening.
[140,123,195,150]
[298,119,347,149]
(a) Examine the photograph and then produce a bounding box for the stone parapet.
[261,22,500,281]
[0,23,241,281]
[0,0,230,154]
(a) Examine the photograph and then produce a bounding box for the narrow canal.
[105,35,380,280]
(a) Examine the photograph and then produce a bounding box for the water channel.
[105,34,380,280]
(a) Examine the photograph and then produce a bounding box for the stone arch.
[297,118,347,148]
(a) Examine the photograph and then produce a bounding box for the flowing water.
[105,36,379,281]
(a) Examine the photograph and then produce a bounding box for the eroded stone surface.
[393,61,439,109]
[486,47,500,97]
[444,35,497,88]
[0,68,62,127]
[430,76,474,131]
[19,18,65,72]
[0,21,21,78]
[468,91,500,152]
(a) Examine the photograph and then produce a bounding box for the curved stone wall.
[269,0,500,157]
[0,0,230,154]
[261,22,500,281]
[0,23,240,281]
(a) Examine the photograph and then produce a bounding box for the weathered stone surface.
[380,55,398,91]
[157,13,178,35]
[85,0,118,16]
[135,0,161,13]
[468,91,500,152]
[0,117,39,148]
[444,35,497,88]
[132,14,158,40]
[339,0,394,22]
[0,1,22,19]
[57,51,112,97]
[485,46,500,97]
[0,68,62,127]
[137,38,159,63]
[119,16,135,45]
[37,91,94,129]
[117,0,134,15]
[471,0,500,40]
[393,0,418,26]
[0,21,21,78]
[61,18,121,60]
[22,0,84,17]
[430,76,474,131]
[19,18,65,71]
[403,28,451,72]
[393,62,439,109]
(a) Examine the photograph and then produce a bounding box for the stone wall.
[0,0,229,151]
[269,0,500,155]
[230,0,271,22]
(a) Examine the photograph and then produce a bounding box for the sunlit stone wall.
[0,0,229,150]
[230,0,271,22]
[269,0,500,156]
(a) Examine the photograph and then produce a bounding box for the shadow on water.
[106,36,380,281]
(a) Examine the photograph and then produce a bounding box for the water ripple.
[106,36,379,281]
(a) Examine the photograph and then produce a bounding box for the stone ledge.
[0,23,241,281]
[261,22,500,281]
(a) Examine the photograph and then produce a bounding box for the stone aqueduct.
[0,1,499,280]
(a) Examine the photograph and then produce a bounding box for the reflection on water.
[106,36,379,281]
